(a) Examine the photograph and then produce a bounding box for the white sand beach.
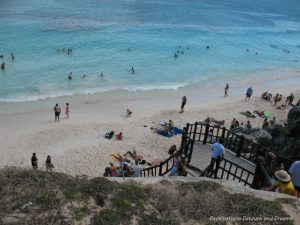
[0,76,299,177]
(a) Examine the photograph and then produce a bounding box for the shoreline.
[0,74,299,177]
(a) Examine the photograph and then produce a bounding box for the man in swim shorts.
[53,103,61,122]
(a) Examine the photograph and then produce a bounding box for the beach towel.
[155,127,183,138]
[264,111,273,118]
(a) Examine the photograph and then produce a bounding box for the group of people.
[173,45,189,58]
[67,72,104,80]
[31,153,55,172]
[264,153,300,197]
[262,91,299,110]
[0,53,15,70]
[53,103,69,122]
[57,48,73,55]
[230,118,252,130]
[104,150,145,177]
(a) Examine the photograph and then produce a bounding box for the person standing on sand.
[53,103,61,122]
[46,155,54,172]
[224,84,229,97]
[245,86,253,101]
[31,153,38,171]
[180,96,187,113]
[65,103,70,118]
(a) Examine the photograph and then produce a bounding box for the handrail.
[142,137,193,177]
[142,121,274,190]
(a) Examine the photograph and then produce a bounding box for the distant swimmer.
[178,45,181,48]
[127,48,131,51]
[82,74,86,78]
[186,47,189,50]
[68,72,72,80]
[177,50,180,54]
[174,53,178,58]
[1,62,5,70]
[0,54,3,58]
[255,52,258,55]
[11,53,14,60]
[181,50,184,54]
[206,45,210,49]
[246,49,249,52]
[100,72,104,78]
[131,67,135,74]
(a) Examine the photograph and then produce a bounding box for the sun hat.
[274,170,291,183]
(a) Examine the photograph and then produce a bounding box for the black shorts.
[55,112,60,117]
[181,102,186,108]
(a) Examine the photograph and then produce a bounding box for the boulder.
[287,106,300,137]
[231,127,272,147]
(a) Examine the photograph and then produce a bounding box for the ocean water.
[0,0,300,102]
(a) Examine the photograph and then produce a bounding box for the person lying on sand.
[253,110,264,117]
[211,118,225,126]
[124,149,143,162]
[240,111,256,118]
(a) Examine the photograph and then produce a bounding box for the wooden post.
[159,163,162,176]
[221,127,226,139]
[192,122,198,141]
[236,136,244,157]
[203,124,209,144]
[188,140,194,163]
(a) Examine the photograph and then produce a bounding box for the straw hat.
[275,170,291,183]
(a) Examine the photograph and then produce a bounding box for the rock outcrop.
[233,107,300,161]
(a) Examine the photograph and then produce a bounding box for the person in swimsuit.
[180,96,187,113]
[65,103,69,118]
[53,103,61,122]
[224,84,229,97]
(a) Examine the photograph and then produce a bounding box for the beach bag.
[105,131,114,139]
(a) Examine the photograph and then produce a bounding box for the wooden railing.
[142,121,272,190]
[185,122,258,163]
[141,137,194,177]
[218,158,254,187]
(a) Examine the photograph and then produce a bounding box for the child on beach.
[65,103,69,118]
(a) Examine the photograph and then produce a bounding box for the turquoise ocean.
[0,0,300,102]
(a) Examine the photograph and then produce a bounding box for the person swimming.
[131,67,135,74]
[68,72,72,80]
[11,53,15,60]
[100,72,104,78]
[82,74,86,78]
[1,62,5,70]
[174,53,178,58]
[206,45,210,49]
